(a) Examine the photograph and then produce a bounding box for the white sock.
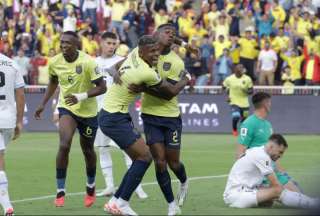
[117,198,129,207]
[99,147,114,189]
[0,171,12,211]
[168,201,176,208]
[122,151,132,169]
[280,189,319,209]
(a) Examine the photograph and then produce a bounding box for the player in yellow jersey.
[34,31,106,208]
[101,35,191,216]
[128,24,190,215]
[223,64,253,136]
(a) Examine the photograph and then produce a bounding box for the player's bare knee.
[273,185,283,198]
[58,143,71,154]
[155,159,167,172]
[168,160,180,171]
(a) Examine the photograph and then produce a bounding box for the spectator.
[123,1,137,26]
[29,50,48,85]
[110,0,128,41]
[135,4,153,36]
[13,49,31,84]
[257,41,278,85]
[200,35,214,72]
[82,0,98,32]
[80,31,99,56]
[63,8,77,32]
[303,47,320,85]
[239,9,255,36]
[151,0,169,29]
[212,34,231,59]
[214,48,233,85]
[228,2,241,37]
[36,26,60,56]
[256,10,275,38]
[213,13,230,40]
[122,20,138,49]
[281,66,295,94]
[271,0,287,28]
[207,3,220,31]
[280,48,304,85]
[238,27,258,81]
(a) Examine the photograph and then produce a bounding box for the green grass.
[5,133,320,215]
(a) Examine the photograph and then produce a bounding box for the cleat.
[96,187,116,197]
[5,208,14,216]
[104,197,120,214]
[54,196,65,207]
[84,194,96,207]
[135,186,148,199]
[232,130,238,137]
[177,180,188,207]
[168,202,181,216]
[117,203,138,216]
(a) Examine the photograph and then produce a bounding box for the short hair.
[157,23,175,31]
[101,31,117,40]
[252,92,271,108]
[138,35,157,47]
[269,134,288,148]
[63,31,79,39]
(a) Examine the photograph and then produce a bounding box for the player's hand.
[64,94,78,106]
[128,83,146,93]
[34,105,45,120]
[12,122,23,140]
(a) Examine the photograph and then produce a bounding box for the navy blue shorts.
[141,113,182,149]
[231,105,249,119]
[58,108,98,140]
[98,109,141,150]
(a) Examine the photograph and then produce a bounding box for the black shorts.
[230,105,249,119]
[58,108,98,140]
[141,113,182,150]
[98,109,141,150]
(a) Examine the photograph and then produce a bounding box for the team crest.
[163,62,171,71]
[76,65,82,74]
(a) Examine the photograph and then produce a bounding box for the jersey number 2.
[0,71,5,100]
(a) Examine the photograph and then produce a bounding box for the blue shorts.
[58,108,98,140]
[231,105,249,119]
[98,109,141,150]
[141,113,182,149]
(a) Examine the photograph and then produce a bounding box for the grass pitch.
[6,133,320,215]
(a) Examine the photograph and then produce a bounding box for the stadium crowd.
[0,0,320,86]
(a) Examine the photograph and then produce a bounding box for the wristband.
[185,72,192,81]
[72,92,88,101]
[181,41,188,48]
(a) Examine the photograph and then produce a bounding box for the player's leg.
[165,119,188,207]
[231,105,241,136]
[78,117,98,207]
[122,151,148,199]
[0,129,14,215]
[95,128,115,197]
[55,110,77,206]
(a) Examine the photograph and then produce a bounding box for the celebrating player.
[100,35,191,215]
[224,134,319,209]
[34,31,106,208]
[128,24,190,215]
[237,92,302,192]
[223,64,253,136]
[94,31,147,198]
[0,53,25,216]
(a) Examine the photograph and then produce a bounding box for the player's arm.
[174,37,200,58]
[65,77,106,106]
[34,75,59,120]
[236,126,252,159]
[13,87,25,140]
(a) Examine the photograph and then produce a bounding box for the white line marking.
[12,174,228,204]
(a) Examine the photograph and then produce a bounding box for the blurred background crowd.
[0,0,319,87]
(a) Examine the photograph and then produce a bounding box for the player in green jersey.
[237,92,301,193]
[34,31,106,208]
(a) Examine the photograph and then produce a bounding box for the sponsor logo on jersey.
[163,62,171,71]
[76,65,82,74]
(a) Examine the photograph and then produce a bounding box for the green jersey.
[141,50,185,117]
[103,48,162,113]
[49,51,102,118]
[238,114,273,148]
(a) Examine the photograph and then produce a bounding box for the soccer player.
[0,53,25,216]
[224,134,319,209]
[34,31,106,208]
[100,35,191,215]
[237,92,301,193]
[128,24,190,215]
[223,64,253,136]
[94,31,147,198]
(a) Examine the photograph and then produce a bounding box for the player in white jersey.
[224,134,319,209]
[0,53,25,216]
[94,32,147,199]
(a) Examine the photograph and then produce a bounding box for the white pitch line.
[12,174,228,204]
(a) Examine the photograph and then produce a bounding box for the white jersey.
[95,55,124,109]
[0,53,25,129]
[224,146,273,195]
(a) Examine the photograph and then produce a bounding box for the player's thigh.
[230,105,241,119]
[124,137,151,162]
[78,116,98,151]
[240,107,249,121]
[225,189,258,208]
[0,129,13,169]
[164,117,182,151]
[58,108,78,145]
[98,110,141,151]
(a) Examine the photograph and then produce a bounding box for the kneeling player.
[224,134,319,209]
